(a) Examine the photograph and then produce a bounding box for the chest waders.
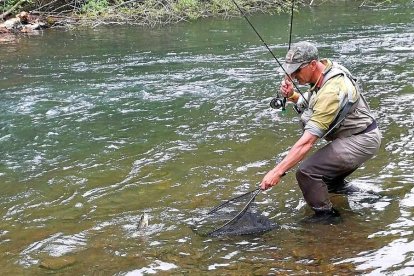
[321,65,360,139]
[300,63,374,139]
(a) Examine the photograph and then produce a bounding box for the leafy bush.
[1,0,31,14]
[81,0,109,16]
[209,0,237,16]
[172,0,201,20]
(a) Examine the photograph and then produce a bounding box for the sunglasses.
[294,62,310,74]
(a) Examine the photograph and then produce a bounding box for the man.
[260,41,381,219]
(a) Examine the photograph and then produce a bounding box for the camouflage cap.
[281,42,319,75]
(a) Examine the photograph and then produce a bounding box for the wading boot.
[301,208,342,225]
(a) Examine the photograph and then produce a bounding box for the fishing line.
[230,0,308,105]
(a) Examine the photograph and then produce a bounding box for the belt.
[355,120,377,135]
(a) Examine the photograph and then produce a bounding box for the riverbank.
[1,0,298,29]
[0,0,298,42]
[0,0,407,44]
[0,0,405,37]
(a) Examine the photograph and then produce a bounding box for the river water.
[1,2,413,275]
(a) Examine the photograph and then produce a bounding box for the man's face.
[290,61,313,85]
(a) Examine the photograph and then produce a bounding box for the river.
[1,1,413,275]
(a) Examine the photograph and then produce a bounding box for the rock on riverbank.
[0,11,63,42]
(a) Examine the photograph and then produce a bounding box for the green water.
[1,2,414,274]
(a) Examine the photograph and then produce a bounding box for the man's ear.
[310,60,317,71]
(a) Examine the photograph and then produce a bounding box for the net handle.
[207,187,260,215]
[208,172,287,215]
[208,188,261,236]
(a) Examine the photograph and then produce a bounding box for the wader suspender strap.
[320,67,360,139]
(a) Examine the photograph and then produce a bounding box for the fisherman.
[260,41,381,221]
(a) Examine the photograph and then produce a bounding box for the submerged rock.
[138,213,149,230]
[39,256,76,270]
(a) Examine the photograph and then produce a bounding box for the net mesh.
[192,190,277,236]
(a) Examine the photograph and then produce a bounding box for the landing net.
[192,189,277,236]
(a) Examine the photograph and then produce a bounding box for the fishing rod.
[280,0,297,110]
[229,0,308,108]
[288,0,295,50]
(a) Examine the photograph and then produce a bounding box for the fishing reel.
[270,97,286,110]
[270,96,303,114]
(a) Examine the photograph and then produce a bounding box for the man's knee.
[296,165,312,194]
[296,165,332,211]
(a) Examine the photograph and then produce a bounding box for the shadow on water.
[0,1,414,275]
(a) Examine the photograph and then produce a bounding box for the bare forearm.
[275,137,314,174]
[260,131,318,190]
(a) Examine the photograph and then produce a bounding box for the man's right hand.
[280,78,294,98]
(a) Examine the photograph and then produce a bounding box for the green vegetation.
[0,0,409,26]
[103,0,294,26]
[81,0,109,16]
[1,0,28,19]
[0,0,296,26]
